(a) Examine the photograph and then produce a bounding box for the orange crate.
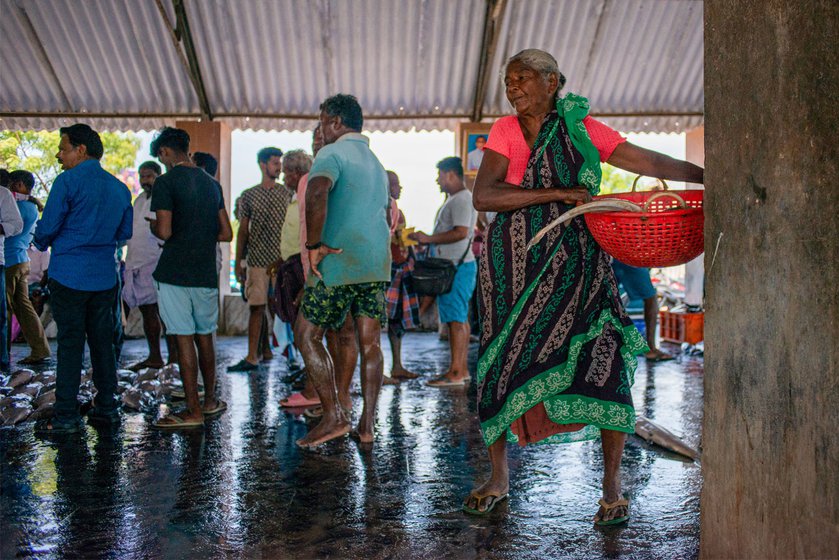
[659,310,704,344]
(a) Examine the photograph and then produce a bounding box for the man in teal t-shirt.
[296,94,391,449]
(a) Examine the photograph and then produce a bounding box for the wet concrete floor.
[1,333,703,559]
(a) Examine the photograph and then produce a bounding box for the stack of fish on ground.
[0,364,184,426]
[119,364,185,411]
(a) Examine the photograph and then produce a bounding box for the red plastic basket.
[584,178,704,268]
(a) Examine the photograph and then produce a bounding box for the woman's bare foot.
[463,477,510,513]
[295,416,351,448]
[596,474,626,522]
[594,495,630,524]
[602,476,623,504]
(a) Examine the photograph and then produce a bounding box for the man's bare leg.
[259,312,273,361]
[294,315,349,447]
[195,333,218,412]
[463,437,510,512]
[353,315,383,443]
[164,321,179,364]
[134,304,164,368]
[327,314,358,414]
[443,321,470,381]
[243,304,265,365]
[387,323,417,379]
[174,335,203,422]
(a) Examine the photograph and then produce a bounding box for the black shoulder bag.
[412,237,472,296]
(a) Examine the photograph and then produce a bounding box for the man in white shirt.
[410,157,478,387]
[0,185,24,370]
[123,161,169,370]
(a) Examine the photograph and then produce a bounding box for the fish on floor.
[8,369,35,389]
[33,389,55,409]
[1,402,32,426]
[634,416,700,461]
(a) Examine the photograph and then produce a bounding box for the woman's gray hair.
[281,149,313,174]
[505,49,567,91]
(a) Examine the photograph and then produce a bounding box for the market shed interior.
[1,0,837,558]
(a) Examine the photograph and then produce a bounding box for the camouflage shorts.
[300,281,387,331]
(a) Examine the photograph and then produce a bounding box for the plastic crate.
[659,310,704,344]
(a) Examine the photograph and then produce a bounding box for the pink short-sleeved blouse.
[484,115,626,187]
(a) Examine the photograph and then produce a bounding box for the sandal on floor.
[35,417,83,435]
[303,405,323,419]
[87,407,122,425]
[645,350,675,362]
[202,400,228,418]
[19,355,51,365]
[127,360,164,372]
[170,386,205,400]
[594,497,630,526]
[227,359,259,372]
[462,491,509,516]
[280,392,321,408]
[152,413,204,430]
[427,375,470,387]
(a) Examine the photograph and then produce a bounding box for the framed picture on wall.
[456,122,493,176]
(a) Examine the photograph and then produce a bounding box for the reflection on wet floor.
[1,334,702,559]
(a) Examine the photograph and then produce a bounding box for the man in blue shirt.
[5,171,51,365]
[296,94,391,448]
[33,124,133,434]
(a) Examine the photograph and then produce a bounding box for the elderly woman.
[465,49,704,525]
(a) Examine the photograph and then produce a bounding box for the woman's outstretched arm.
[607,142,704,184]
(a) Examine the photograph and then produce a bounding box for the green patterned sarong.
[476,94,648,446]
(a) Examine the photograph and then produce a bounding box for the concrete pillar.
[174,120,232,296]
[684,126,705,307]
[702,2,839,558]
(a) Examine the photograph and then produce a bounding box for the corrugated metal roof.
[0,0,703,133]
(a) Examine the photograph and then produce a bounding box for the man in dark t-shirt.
[152,168,224,288]
[147,127,233,429]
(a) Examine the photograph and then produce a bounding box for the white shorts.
[123,263,158,308]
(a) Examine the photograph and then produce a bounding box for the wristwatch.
[305,241,324,251]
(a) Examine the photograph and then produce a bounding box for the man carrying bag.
[409,157,477,387]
